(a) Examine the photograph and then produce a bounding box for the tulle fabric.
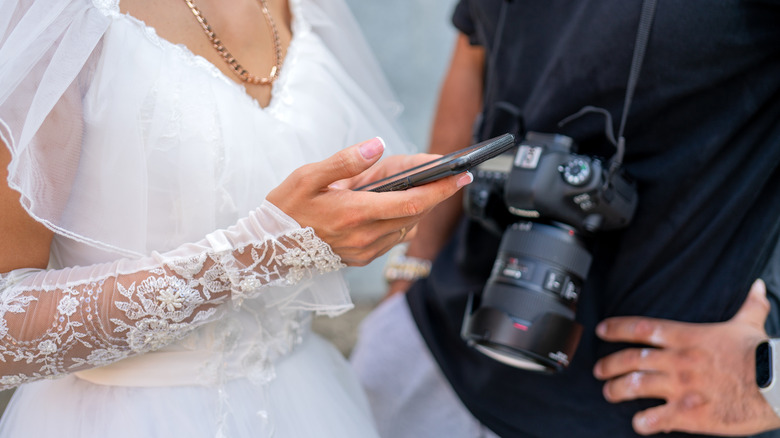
[0,200,348,389]
[0,0,411,435]
[0,0,411,260]
[1,333,379,438]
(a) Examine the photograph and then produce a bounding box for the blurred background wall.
[341,0,460,302]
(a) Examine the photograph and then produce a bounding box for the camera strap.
[617,0,658,160]
[481,0,658,177]
[559,0,658,177]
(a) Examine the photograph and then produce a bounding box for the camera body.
[461,132,637,372]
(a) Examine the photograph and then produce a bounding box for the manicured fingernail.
[596,322,607,337]
[328,182,346,190]
[457,171,474,188]
[359,137,385,160]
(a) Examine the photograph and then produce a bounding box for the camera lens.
[462,221,591,372]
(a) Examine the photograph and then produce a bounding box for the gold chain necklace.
[183,0,283,85]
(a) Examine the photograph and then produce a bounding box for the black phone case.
[358,133,515,192]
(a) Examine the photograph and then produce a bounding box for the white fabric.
[0,0,412,435]
[3,333,378,437]
[0,200,346,387]
[350,293,501,438]
[1,0,410,260]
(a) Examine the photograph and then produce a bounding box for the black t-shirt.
[407,1,780,437]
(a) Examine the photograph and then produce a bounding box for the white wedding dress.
[0,0,410,436]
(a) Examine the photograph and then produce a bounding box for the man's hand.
[594,279,780,436]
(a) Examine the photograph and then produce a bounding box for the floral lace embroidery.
[0,227,343,390]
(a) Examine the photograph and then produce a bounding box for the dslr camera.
[461,132,638,372]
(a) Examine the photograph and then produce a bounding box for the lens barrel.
[462,221,591,372]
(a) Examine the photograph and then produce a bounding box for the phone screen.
[356,133,516,192]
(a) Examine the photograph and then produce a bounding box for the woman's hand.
[327,150,443,191]
[266,138,472,266]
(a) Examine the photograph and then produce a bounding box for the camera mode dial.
[559,158,591,186]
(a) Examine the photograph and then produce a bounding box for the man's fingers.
[602,370,676,403]
[596,316,686,348]
[632,403,678,436]
[594,347,661,380]
[732,278,770,328]
[631,396,707,436]
[598,280,769,349]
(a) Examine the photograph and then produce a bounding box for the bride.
[0,0,471,436]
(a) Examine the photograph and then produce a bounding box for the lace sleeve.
[0,201,344,389]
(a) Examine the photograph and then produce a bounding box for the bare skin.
[594,279,780,435]
[0,142,54,272]
[120,0,293,108]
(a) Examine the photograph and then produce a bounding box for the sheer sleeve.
[0,201,344,389]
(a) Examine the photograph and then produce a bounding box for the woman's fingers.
[330,153,444,190]
[267,139,473,266]
[321,172,469,265]
[325,215,419,266]
[346,171,472,220]
[336,225,417,266]
[297,137,386,191]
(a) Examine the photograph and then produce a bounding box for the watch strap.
[758,338,780,416]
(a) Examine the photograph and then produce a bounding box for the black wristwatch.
[756,338,780,415]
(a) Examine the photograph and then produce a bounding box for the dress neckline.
[92,0,306,111]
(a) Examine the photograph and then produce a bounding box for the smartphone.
[356,133,516,192]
